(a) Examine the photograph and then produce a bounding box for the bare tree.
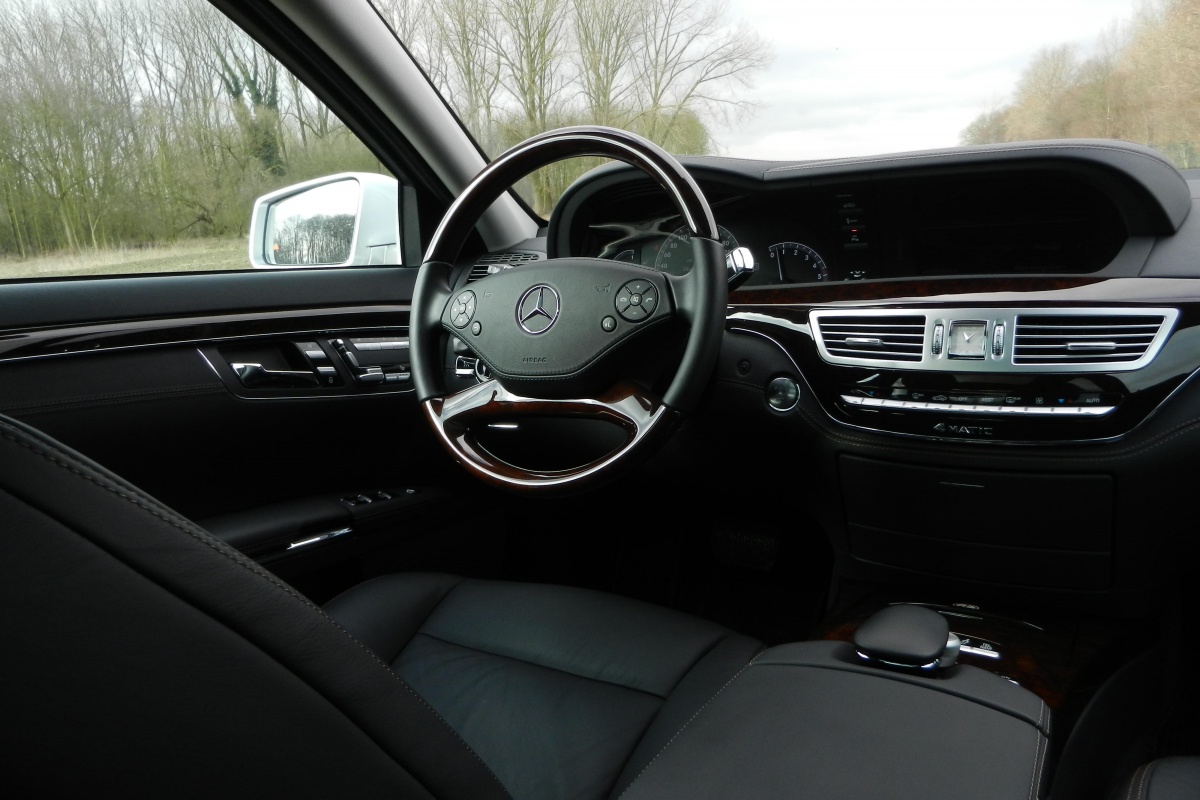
[435,0,503,151]
[631,0,771,150]
[572,0,643,127]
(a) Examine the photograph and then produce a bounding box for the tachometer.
[654,225,739,276]
[769,242,829,282]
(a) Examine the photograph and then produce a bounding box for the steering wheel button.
[453,313,469,328]
[601,316,617,332]
[616,294,631,310]
[471,321,482,335]
[620,304,647,322]
[642,291,657,310]
[630,294,642,306]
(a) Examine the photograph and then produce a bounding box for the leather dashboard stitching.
[0,422,511,798]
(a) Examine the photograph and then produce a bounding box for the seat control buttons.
[616,280,658,322]
[450,291,477,329]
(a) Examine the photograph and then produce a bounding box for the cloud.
[714,0,1138,159]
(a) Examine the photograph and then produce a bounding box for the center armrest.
[621,641,1050,800]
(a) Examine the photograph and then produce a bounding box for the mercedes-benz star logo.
[517,284,560,335]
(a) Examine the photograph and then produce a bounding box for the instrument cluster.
[581,192,877,286]
[553,163,1131,287]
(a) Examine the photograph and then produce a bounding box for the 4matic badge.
[932,422,995,437]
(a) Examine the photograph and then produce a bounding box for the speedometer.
[769,242,829,282]
[654,225,738,276]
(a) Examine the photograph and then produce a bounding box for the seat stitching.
[0,425,510,797]
[617,650,764,798]
[1027,707,1046,800]
[407,630,672,700]
[660,632,758,696]
[1127,762,1153,800]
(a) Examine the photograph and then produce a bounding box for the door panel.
[0,267,479,595]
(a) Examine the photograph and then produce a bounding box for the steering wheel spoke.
[424,379,675,489]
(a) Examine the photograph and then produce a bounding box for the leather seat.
[0,414,760,798]
[1114,757,1200,800]
[326,574,762,799]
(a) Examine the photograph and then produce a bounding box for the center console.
[622,605,1052,800]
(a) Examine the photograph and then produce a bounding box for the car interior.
[4,1,1200,798]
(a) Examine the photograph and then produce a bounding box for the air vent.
[1013,313,1167,365]
[798,306,1178,373]
[466,251,542,283]
[814,314,926,363]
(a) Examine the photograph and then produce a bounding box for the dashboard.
[535,140,1200,447]
[557,172,1132,284]
[548,146,1173,285]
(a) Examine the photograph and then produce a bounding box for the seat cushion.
[325,573,764,800]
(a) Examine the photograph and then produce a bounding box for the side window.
[0,0,394,280]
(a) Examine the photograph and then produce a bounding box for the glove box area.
[839,455,1113,590]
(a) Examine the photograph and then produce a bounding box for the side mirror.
[249,173,400,268]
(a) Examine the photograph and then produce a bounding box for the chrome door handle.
[230,362,320,388]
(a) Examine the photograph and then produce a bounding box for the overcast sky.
[716,0,1141,159]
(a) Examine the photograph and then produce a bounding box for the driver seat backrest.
[0,413,764,799]
[0,414,508,798]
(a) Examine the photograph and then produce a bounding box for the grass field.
[0,238,249,280]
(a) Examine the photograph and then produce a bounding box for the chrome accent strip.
[959,645,1002,660]
[286,526,353,551]
[811,307,1179,372]
[841,395,1115,416]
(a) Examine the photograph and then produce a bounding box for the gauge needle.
[963,331,977,341]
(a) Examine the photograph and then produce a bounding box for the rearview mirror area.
[249,173,400,268]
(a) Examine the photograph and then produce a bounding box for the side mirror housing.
[249,172,400,268]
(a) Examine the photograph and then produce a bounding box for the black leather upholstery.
[325,573,764,799]
[621,642,1052,800]
[1114,758,1200,800]
[0,413,761,798]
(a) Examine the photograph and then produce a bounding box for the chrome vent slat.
[1013,331,1158,339]
[830,352,921,362]
[813,314,927,363]
[1014,353,1143,360]
[1015,341,1149,348]
[1012,312,1168,365]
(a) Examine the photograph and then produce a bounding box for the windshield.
[371,0,1165,214]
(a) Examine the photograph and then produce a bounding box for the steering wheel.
[410,126,724,493]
